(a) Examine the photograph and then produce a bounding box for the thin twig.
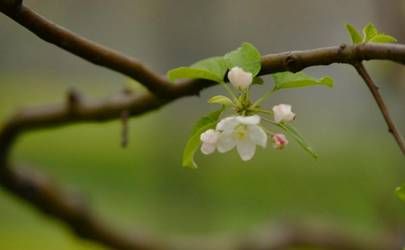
[353,62,405,154]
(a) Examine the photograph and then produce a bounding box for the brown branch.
[0,1,404,250]
[353,62,405,154]
[0,165,166,250]
[1,42,405,160]
[0,1,171,96]
[3,1,405,99]
[237,222,403,250]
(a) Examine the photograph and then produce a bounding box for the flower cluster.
[200,67,296,161]
[201,115,266,161]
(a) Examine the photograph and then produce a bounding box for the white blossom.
[200,129,220,155]
[272,104,296,123]
[272,133,288,149]
[216,115,267,161]
[227,66,253,90]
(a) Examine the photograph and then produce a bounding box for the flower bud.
[272,104,296,123]
[227,67,253,90]
[272,133,288,149]
[200,129,219,144]
[200,129,220,155]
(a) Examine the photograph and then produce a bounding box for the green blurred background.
[0,0,404,249]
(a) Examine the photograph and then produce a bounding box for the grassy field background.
[0,76,403,249]
[1,3,405,249]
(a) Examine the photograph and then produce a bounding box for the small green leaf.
[278,122,318,159]
[272,71,334,91]
[345,24,362,44]
[208,95,234,106]
[224,42,261,76]
[168,57,228,82]
[395,185,405,202]
[369,34,397,43]
[362,23,378,42]
[182,107,224,168]
[345,23,398,44]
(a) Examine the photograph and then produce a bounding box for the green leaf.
[345,23,398,44]
[167,67,221,82]
[345,24,362,44]
[167,43,262,82]
[182,107,224,168]
[191,57,229,78]
[369,34,397,43]
[272,71,334,91]
[362,23,378,42]
[208,95,234,106]
[278,122,318,159]
[224,42,261,76]
[168,57,228,82]
[395,185,405,202]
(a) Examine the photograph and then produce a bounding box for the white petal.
[248,125,267,148]
[273,113,282,123]
[286,113,296,121]
[272,104,295,123]
[236,139,256,161]
[281,104,292,113]
[217,133,236,153]
[228,67,253,90]
[201,142,216,155]
[236,115,260,125]
[216,116,238,133]
[200,129,219,144]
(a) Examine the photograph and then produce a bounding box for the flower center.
[233,124,248,140]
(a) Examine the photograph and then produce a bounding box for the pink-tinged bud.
[272,133,288,149]
[227,67,253,90]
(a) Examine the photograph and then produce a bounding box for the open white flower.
[216,115,267,161]
[272,104,296,123]
[227,66,253,90]
[272,133,288,149]
[200,129,220,155]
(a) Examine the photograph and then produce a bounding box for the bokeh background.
[0,0,404,249]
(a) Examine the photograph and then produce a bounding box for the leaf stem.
[219,81,239,104]
[263,127,275,136]
[251,108,274,116]
[251,89,275,108]
[261,116,278,126]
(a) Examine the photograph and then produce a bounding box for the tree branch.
[237,222,403,250]
[2,2,405,98]
[0,2,404,250]
[0,165,166,250]
[0,1,171,96]
[353,62,405,154]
